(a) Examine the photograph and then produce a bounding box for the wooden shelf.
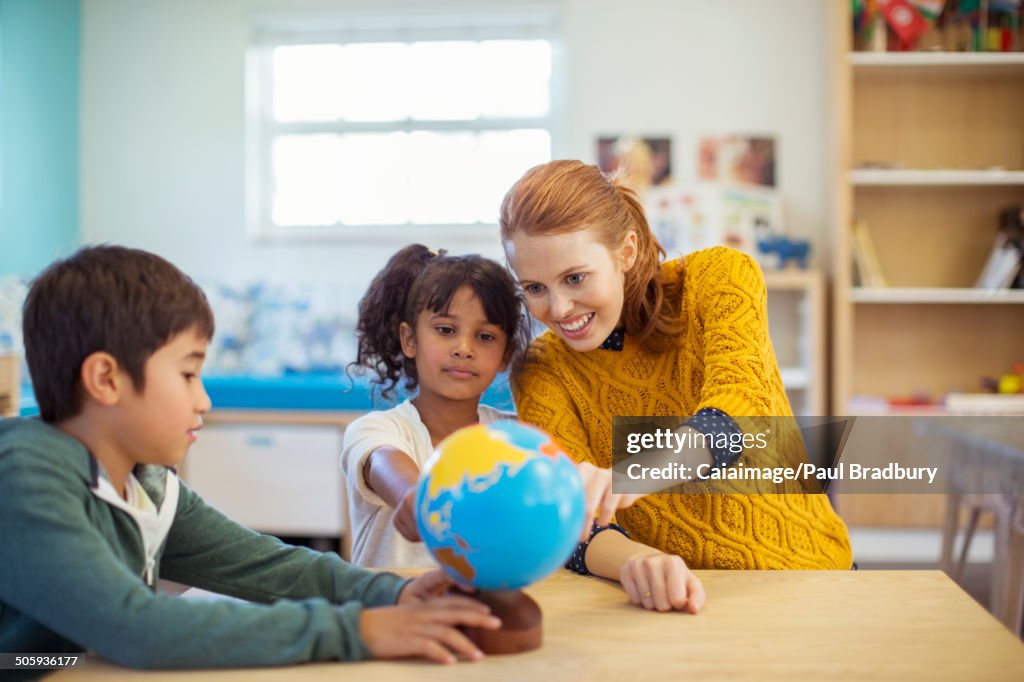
[850,288,1024,304]
[843,401,949,416]
[763,269,821,290]
[763,270,824,416]
[843,402,1024,417]
[850,169,1024,186]
[850,51,1024,75]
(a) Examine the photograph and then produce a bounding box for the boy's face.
[110,327,211,468]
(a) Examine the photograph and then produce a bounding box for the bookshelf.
[830,3,1024,415]
[828,4,1024,530]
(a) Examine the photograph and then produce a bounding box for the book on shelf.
[944,393,1024,415]
[851,219,887,288]
[975,205,1024,290]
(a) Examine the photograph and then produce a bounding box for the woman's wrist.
[676,425,714,471]
[623,545,664,564]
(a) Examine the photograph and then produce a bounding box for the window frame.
[245,8,565,244]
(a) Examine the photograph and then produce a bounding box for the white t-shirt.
[340,400,513,569]
[125,473,162,551]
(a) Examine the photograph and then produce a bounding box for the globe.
[415,420,587,591]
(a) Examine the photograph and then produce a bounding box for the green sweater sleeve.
[161,479,406,608]
[0,452,403,669]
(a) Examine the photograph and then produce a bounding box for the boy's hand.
[360,596,500,664]
[575,462,644,539]
[620,550,705,614]
[393,489,421,542]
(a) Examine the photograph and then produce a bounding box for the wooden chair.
[941,490,1024,635]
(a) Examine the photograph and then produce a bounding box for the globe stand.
[460,589,542,655]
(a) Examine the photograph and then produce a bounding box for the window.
[246,10,561,240]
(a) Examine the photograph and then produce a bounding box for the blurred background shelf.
[832,8,1024,419]
[829,1,1024,543]
[849,51,1024,75]
[765,269,824,416]
[850,288,1024,304]
[850,169,1024,186]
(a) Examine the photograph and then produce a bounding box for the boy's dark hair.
[350,244,530,401]
[22,245,215,423]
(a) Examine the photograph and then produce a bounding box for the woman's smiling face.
[505,226,636,352]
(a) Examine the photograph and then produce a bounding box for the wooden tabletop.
[52,570,1024,681]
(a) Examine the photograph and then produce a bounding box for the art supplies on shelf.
[853,0,1024,53]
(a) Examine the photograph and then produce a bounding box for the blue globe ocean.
[415,420,586,591]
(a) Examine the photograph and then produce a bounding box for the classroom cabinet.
[180,419,351,541]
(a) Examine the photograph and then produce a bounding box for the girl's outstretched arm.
[364,447,422,542]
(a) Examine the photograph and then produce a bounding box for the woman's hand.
[575,462,644,539]
[619,550,705,614]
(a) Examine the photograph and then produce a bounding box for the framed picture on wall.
[697,135,776,188]
[596,136,672,193]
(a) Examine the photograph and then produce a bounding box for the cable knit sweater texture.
[512,246,853,570]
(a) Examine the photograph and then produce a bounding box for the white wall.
[563,0,829,250]
[80,0,828,304]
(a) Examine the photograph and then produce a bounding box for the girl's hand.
[393,489,421,542]
[575,462,644,539]
[398,570,458,604]
[360,597,500,664]
[620,550,705,614]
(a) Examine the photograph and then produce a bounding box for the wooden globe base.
[460,589,542,655]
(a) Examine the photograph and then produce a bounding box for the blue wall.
[0,0,80,277]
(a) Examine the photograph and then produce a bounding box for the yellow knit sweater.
[512,246,853,570]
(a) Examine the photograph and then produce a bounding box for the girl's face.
[400,286,509,404]
[505,227,637,353]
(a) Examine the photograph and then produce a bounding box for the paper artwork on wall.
[698,135,776,188]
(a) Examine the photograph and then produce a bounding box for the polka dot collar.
[598,327,626,351]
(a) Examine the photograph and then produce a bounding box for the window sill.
[250,222,503,246]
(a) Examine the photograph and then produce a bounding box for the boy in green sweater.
[0,245,499,676]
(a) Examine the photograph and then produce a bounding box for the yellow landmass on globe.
[425,425,534,499]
